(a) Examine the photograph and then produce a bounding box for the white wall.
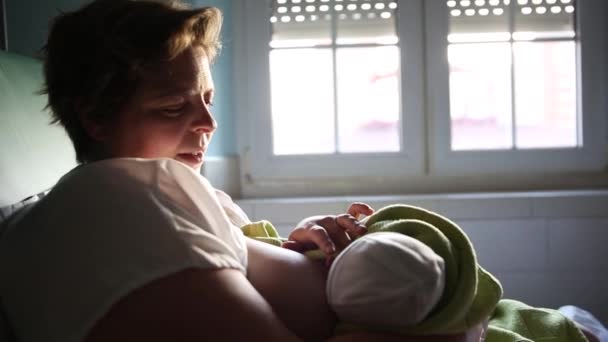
[237,190,608,324]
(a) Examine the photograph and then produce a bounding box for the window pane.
[514,41,578,148]
[448,43,513,150]
[270,49,335,155]
[446,0,578,151]
[336,46,400,153]
[336,1,398,45]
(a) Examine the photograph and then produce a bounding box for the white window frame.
[233,0,608,197]
[426,0,608,175]
[234,0,425,180]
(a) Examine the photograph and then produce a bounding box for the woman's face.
[99,46,216,172]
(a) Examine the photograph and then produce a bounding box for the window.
[447,0,577,150]
[426,0,606,175]
[234,0,607,197]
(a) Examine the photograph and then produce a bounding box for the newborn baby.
[326,231,446,330]
[243,204,591,342]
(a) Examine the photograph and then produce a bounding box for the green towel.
[241,220,285,247]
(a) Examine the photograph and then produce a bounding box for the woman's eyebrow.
[145,87,214,105]
[150,82,213,96]
[147,85,190,97]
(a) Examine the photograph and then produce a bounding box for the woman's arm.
[246,237,336,340]
[85,267,299,341]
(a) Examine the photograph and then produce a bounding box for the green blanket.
[241,204,588,341]
[487,299,589,342]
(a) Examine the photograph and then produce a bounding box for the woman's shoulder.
[4,158,210,236]
[58,157,201,187]
[214,189,251,226]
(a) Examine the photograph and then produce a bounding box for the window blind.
[270,0,398,45]
[449,0,575,37]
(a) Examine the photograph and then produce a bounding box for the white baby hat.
[326,232,446,329]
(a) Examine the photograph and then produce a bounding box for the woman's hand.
[282,202,375,257]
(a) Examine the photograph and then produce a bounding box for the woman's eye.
[161,105,184,117]
[204,94,214,107]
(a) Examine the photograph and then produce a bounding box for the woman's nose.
[192,103,217,134]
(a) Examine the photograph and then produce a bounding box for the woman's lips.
[176,152,203,168]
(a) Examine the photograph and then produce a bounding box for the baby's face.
[101,45,216,172]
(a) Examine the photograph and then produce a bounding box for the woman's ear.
[76,101,109,142]
[80,114,108,142]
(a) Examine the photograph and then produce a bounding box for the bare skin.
[86,237,334,341]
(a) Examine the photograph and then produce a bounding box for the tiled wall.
[236,190,608,324]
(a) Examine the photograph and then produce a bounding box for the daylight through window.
[269,0,401,155]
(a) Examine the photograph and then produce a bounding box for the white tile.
[496,271,608,325]
[457,219,548,272]
[274,224,293,238]
[493,272,555,307]
[436,197,533,220]
[532,194,608,218]
[547,218,608,271]
[242,197,439,225]
[372,200,440,213]
[251,201,350,224]
[348,196,440,213]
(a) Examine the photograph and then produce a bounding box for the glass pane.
[448,0,510,43]
[336,46,400,153]
[513,0,575,40]
[336,1,398,45]
[270,0,331,48]
[448,43,513,150]
[514,41,577,148]
[270,49,335,155]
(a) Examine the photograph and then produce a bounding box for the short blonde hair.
[42,0,222,163]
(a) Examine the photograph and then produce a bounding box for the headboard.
[0,50,77,207]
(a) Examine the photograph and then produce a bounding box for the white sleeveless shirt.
[0,158,250,342]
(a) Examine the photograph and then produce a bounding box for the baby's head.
[326,232,446,329]
[43,0,222,171]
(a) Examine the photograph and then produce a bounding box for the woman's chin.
[173,155,204,173]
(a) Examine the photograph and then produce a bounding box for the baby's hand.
[282,202,374,257]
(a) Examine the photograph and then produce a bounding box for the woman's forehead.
[139,47,213,96]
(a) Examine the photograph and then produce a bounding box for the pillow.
[0,192,47,342]
[0,50,76,207]
[0,192,47,226]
